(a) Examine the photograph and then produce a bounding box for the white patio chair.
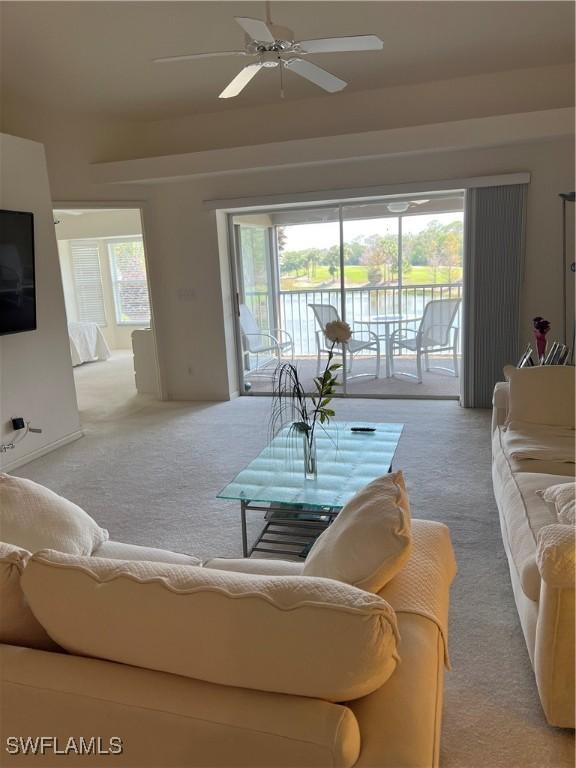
[389,297,461,383]
[308,303,381,379]
[239,303,294,377]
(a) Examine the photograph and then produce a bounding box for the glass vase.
[303,433,318,481]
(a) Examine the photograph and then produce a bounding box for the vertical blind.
[70,240,106,325]
[462,184,528,408]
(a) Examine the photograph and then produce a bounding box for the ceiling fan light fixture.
[387,202,410,213]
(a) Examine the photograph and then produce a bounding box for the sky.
[282,212,463,252]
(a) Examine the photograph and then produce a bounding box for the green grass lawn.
[280,265,462,290]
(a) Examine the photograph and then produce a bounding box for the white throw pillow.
[503,365,575,429]
[0,541,59,650]
[539,482,576,525]
[302,471,412,593]
[22,550,399,702]
[0,474,108,555]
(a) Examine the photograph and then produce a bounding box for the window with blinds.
[107,238,151,325]
[70,240,107,325]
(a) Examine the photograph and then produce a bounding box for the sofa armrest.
[492,381,509,433]
[534,524,575,727]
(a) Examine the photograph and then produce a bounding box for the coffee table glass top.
[218,422,403,509]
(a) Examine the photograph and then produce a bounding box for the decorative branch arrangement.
[270,320,352,478]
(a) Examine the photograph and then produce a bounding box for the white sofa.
[491,367,575,728]
[1,519,455,768]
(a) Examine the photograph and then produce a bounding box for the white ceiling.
[2,1,574,121]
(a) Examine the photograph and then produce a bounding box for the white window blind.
[70,240,106,325]
[107,238,151,325]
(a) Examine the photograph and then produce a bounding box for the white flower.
[325,320,352,344]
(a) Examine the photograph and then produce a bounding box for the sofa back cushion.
[0,473,108,555]
[303,472,412,593]
[503,365,575,428]
[0,542,60,650]
[21,551,399,702]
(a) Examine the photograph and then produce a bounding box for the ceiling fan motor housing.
[245,22,295,52]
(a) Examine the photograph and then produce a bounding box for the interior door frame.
[53,199,166,401]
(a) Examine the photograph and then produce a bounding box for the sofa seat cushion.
[302,471,412,593]
[0,542,60,651]
[21,551,399,702]
[493,434,573,601]
[0,474,108,555]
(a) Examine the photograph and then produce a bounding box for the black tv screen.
[0,209,36,335]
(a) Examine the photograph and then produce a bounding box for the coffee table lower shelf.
[240,500,339,558]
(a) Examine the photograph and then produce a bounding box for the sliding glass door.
[231,192,464,399]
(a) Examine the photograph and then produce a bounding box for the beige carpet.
[15,354,575,768]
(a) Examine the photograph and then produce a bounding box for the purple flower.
[533,316,550,335]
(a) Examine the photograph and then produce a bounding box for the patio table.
[356,315,421,378]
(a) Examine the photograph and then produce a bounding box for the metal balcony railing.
[245,283,463,357]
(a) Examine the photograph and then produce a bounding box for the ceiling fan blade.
[153,51,248,64]
[297,35,383,54]
[235,16,275,43]
[284,58,347,93]
[219,62,264,99]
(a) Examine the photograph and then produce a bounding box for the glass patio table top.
[218,422,403,510]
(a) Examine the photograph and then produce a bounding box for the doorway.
[231,191,464,399]
[54,207,160,422]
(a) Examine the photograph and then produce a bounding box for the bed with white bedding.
[68,321,111,366]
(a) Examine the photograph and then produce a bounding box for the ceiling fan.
[153,8,383,99]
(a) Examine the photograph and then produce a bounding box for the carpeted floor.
[14,354,574,768]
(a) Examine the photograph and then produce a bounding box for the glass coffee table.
[218,422,403,558]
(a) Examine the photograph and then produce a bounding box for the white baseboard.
[0,430,84,472]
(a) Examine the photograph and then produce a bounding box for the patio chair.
[389,297,461,383]
[239,303,294,377]
[308,303,381,379]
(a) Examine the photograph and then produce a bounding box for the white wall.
[2,73,573,401]
[0,134,81,470]
[55,209,148,350]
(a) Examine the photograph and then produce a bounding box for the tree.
[441,231,462,283]
[326,249,339,282]
[280,250,306,278]
[428,250,443,284]
[276,226,287,253]
[367,265,382,285]
[361,234,398,283]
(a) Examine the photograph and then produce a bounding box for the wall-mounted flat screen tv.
[0,209,36,335]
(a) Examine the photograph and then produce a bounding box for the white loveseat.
[1,520,455,768]
[492,366,575,728]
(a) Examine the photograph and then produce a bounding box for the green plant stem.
[308,341,337,446]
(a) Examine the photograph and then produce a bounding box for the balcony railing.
[245,283,463,357]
